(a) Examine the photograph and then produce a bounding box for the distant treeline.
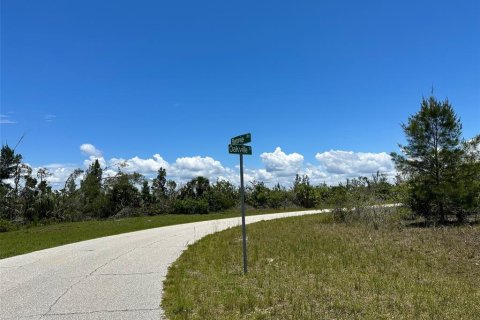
[0,146,401,229]
[1,95,479,230]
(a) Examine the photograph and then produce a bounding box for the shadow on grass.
[406,214,480,228]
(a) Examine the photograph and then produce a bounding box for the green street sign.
[231,133,251,145]
[228,144,252,155]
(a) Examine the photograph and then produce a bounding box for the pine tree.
[81,159,103,204]
[152,167,167,200]
[391,95,463,222]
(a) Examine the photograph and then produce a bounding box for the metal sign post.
[239,154,247,274]
[229,133,252,275]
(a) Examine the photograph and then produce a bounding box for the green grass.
[162,214,480,319]
[0,207,310,259]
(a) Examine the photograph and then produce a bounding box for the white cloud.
[80,144,103,157]
[80,150,236,184]
[36,144,397,190]
[170,156,237,183]
[31,164,78,189]
[110,154,169,175]
[314,150,395,183]
[260,147,304,176]
[173,156,223,176]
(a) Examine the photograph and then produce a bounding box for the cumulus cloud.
[80,144,103,157]
[81,151,236,184]
[314,150,395,183]
[171,156,231,180]
[31,164,79,189]
[110,154,169,175]
[260,147,304,176]
[38,144,397,190]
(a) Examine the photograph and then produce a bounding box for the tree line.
[1,94,479,230]
[0,146,400,226]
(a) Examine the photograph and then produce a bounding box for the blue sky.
[1,0,479,187]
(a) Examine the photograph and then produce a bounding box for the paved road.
[1,209,326,320]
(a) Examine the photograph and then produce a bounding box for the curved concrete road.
[1,209,327,320]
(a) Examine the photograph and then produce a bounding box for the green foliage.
[292,174,315,208]
[0,144,22,182]
[326,173,397,225]
[267,184,291,209]
[141,180,153,206]
[106,172,142,215]
[33,193,56,220]
[451,136,480,221]
[392,95,478,222]
[206,179,238,212]
[180,176,211,199]
[152,167,167,200]
[172,198,209,214]
[80,159,103,204]
[0,138,419,229]
[246,181,270,208]
[246,182,293,209]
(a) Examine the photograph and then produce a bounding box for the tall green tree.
[141,180,153,206]
[452,135,480,221]
[81,160,103,204]
[107,172,142,215]
[391,95,464,222]
[152,167,167,200]
[180,176,210,199]
[0,144,22,183]
[292,174,315,208]
[1,145,22,220]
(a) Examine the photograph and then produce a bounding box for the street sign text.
[231,133,251,145]
[228,144,252,155]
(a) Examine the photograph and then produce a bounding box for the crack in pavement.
[40,276,86,319]
[87,247,138,276]
[44,307,161,316]
[38,246,140,318]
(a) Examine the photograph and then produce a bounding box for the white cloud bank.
[261,147,304,176]
[42,144,396,189]
[315,150,394,175]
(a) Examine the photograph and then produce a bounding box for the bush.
[34,195,56,220]
[172,198,209,214]
[206,190,236,212]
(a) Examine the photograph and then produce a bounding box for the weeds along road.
[0,209,328,320]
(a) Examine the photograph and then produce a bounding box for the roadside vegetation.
[0,148,403,233]
[1,93,479,263]
[0,207,308,259]
[161,95,479,319]
[162,212,480,319]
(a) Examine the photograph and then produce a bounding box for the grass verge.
[0,207,309,259]
[162,214,480,319]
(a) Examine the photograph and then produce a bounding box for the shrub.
[172,198,209,214]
